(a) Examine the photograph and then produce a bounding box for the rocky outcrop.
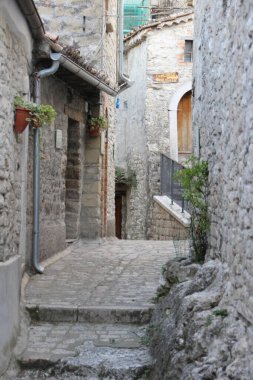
[149,258,253,379]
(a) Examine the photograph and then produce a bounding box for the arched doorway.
[177,90,192,162]
[168,81,192,162]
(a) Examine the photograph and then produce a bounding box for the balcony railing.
[160,154,189,213]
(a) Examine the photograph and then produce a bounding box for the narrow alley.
[1,0,253,378]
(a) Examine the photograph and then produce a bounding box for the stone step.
[26,304,154,325]
[17,322,153,379]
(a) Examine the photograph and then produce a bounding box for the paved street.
[25,239,176,312]
[13,239,177,379]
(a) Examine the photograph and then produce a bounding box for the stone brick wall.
[0,0,33,373]
[193,0,253,321]
[150,200,189,240]
[34,0,117,82]
[34,0,103,69]
[115,42,149,239]
[0,1,32,264]
[158,0,192,8]
[101,0,118,237]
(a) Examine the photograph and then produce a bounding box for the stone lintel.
[64,105,85,123]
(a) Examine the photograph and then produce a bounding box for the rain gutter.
[59,53,118,97]
[16,0,45,39]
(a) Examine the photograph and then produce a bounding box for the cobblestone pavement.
[25,239,176,310]
[12,239,177,379]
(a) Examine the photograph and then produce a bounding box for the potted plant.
[87,116,108,137]
[14,96,57,133]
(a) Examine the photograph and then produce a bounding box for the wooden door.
[177,91,192,155]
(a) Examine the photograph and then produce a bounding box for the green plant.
[88,116,108,130]
[213,309,228,318]
[175,156,209,263]
[205,314,213,327]
[152,284,171,303]
[205,309,228,327]
[141,323,160,347]
[115,167,137,187]
[14,96,56,127]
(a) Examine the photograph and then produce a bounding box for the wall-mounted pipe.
[32,52,61,274]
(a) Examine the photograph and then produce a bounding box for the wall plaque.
[55,129,63,149]
[153,72,179,83]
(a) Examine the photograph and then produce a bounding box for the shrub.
[175,156,209,262]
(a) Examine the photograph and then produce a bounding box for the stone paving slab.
[25,240,176,316]
[26,305,153,324]
[17,322,151,379]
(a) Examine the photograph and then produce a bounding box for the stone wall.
[102,0,118,237]
[194,0,253,330]
[34,0,103,70]
[115,42,149,239]
[150,200,189,240]
[0,0,33,373]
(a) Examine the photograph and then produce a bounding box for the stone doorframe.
[168,81,192,162]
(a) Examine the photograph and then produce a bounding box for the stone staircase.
[11,240,177,379]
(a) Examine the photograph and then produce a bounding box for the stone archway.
[168,81,192,162]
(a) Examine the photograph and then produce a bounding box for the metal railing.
[160,154,189,213]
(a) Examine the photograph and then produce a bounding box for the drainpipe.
[118,0,134,93]
[32,52,61,274]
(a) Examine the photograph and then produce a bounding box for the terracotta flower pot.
[14,107,30,133]
[88,125,100,137]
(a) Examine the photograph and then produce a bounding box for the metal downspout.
[118,0,134,93]
[32,52,61,274]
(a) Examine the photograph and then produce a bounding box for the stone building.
[115,10,193,240]
[33,0,119,243]
[0,0,123,374]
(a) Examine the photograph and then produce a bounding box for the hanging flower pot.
[14,106,30,133]
[88,125,100,137]
[14,96,57,132]
[87,116,108,137]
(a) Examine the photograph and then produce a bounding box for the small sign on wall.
[153,72,179,83]
[55,129,63,149]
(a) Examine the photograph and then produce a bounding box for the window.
[184,40,193,62]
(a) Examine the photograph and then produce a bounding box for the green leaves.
[175,156,209,262]
[115,167,137,187]
[88,116,108,130]
[14,96,57,127]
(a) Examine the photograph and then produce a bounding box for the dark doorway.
[115,195,123,239]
